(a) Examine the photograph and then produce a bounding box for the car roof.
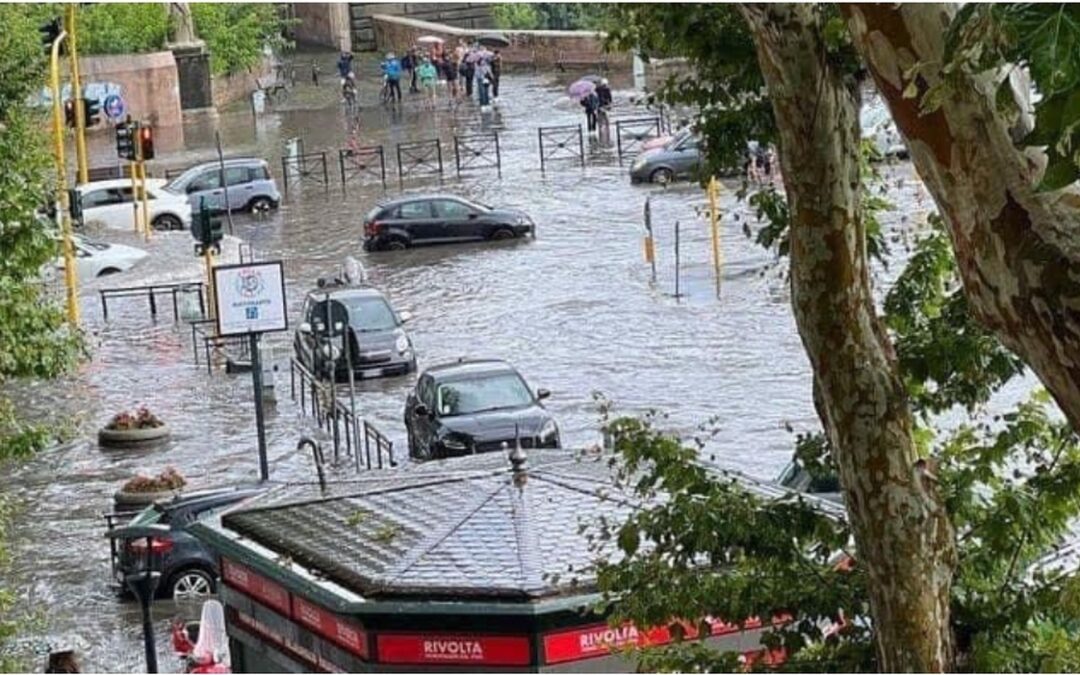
[377,193,474,209]
[304,285,386,301]
[422,359,518,381]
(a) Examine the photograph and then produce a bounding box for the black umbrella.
[580,74,604,84]
[477,33,511,48]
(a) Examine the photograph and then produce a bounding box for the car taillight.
[127,536,174,555]
[365,221,383,236]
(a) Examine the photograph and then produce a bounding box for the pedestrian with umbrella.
[460,44,477,99]
[569,79,600,133]
[490,50,503,101]
[475,50,494,109]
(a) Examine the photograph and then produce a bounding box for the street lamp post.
[106,524,170,673]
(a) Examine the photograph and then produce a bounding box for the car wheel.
[490,228,516,241]
[152,214,184,231]
[97,267,121,277]
[383,238,409,251]
[650,167,674,184]
[168,567,215,602]
[248,196,275,213]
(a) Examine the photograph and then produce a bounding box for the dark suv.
[404,359,560,460]
[362,194,534,251]
[105,486,264,600]
[294,281,416,381]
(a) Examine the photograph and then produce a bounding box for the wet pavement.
[1,53,935,671]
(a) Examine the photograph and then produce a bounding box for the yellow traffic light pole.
[64,4,89,185]
[130,128,142,235]
[707,176,723,297]
[139,160,150,241]
[50,29,80,326]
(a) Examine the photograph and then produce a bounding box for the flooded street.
[1,55,933,671]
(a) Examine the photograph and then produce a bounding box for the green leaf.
[1038,150,1080,191]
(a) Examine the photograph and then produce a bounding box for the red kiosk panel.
[291,595,369,659]
[222,558,291,615]
[543,623,675,664]
[377,633,532,666]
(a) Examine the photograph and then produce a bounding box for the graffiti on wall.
[35,81,127,124]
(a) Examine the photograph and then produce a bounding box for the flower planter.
[113,486,183,508]
[98,423,171,447]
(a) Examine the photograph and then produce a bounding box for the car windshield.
[436,372,533,416]
[664,129,693,151]
[341,296,399,332]
[74,236,110,252]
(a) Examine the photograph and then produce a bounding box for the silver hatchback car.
[629,132,703,184]
[164,158,281,214]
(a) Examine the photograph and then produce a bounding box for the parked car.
[50,234,148,280]
[629,132,703,184]
[163,158,281,214]
[404,359,560,461]
[294,281,416,381]
[362,194,534,251]
[105,486,264,600]
[76,178,192,231]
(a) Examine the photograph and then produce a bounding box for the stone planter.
[113,486,183,508]
[98,424,171,448]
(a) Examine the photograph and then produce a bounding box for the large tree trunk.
[739,4,957,671]
[845,4,1080,434]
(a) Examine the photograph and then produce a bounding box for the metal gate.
[537,124,585,171]
[615,116,662,159]
[396,139,443,184]
[281,151,329,195]
[338,145,387,188]
[453,133,501,176]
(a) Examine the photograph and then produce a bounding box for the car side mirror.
[186,184,200,194]
[414,403,431,418]
[467,212,479,219]
[399,310,413,323]
[299,322,312,334]
[537,388,551,400]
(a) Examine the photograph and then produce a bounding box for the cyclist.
[342,72,358,107]
[380,52,403,103]
[336,50,354,85]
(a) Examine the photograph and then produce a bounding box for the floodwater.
[1,53,934,671]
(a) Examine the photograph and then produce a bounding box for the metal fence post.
[495,132,502,177]
[454,137,462,176]
[577,124,585,167]
[538,127,545,172]
[436,140,443,176]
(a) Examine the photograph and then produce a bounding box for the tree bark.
[845,4,1080,435]
[739,4,957,671]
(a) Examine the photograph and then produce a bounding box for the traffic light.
[138,125,154,160]
[67,188,83,227]
[193,198,223,252]
[64,99,76,128]
[39,18,61,52]
[84,98,101,126]
[115,122,136,160]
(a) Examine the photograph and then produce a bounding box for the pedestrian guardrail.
[396,139,444,185]
[288,358,396,470]
[190,319,252,374]
[453,133,501,176]
[281,151,329,196]
[99,282,206,322]
[615,116,663,159]
[538,124,585,171]
[338,145,387,188]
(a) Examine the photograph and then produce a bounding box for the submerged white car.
[52,235,148,281]
[77,178,192,232]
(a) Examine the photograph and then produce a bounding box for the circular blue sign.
[103,94,125,120]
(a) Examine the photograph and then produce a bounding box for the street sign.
[212,261,288,337]
[103,93,125,121]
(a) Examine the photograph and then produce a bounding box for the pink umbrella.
[417,35,444,45]
[567,79,596,100]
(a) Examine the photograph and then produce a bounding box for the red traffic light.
[137,125,155,160]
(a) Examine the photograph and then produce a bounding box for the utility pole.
[48,25,80,326]
[707,176,723,297]
[65,5,89,185]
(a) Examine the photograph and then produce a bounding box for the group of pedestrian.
[580,78,613,136]
[335,41,505,113]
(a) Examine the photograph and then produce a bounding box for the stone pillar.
[172,43,213,111]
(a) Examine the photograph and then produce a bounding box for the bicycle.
[379,75,393,106]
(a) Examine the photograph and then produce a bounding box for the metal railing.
[99,282,206,322]
[339,145,387,188]
[396,139,444,185]
[615,116,663,159]
[453,133,501,176]
[288,358,396,470]
[538,124,585,170]
[281,151,329,196]
[190,319,252,374]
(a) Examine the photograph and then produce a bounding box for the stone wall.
[370,14,629,71]
[351,3,492,51]
[79,51,183,129]
[292,3,352,51]
[211,57,274,109]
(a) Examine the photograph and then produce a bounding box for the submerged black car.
[404,359,560,460]
[362,194,534,251]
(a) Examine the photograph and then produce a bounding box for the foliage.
[77,4,169,55]
[943,4,1080,191]
[492,4,611,31]
[0,400,51,463]
[594,4,1080,672]
[121,467,186,494]
[191,4,292,76]
[105,406,164,431]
